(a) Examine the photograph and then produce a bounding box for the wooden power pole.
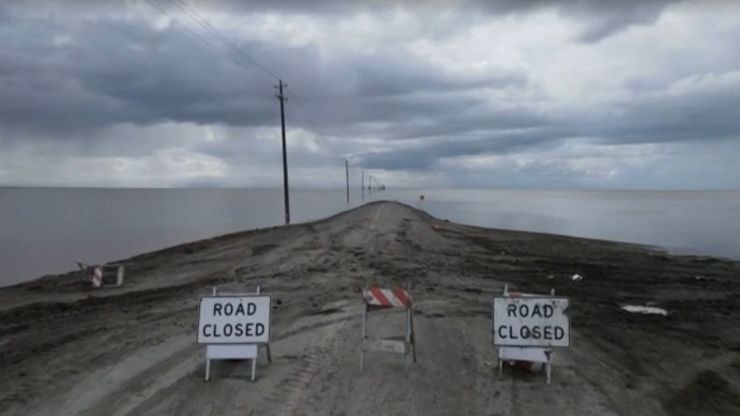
[345,160,350,204]
[276,80,290,225]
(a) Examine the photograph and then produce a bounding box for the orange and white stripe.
[91,266,103,287]
[363,287,412,308]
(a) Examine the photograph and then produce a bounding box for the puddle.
[621,305,669,316]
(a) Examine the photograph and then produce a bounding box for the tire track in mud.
[106,207,382,415]
[88,312,359,416]
[5,201,739,416]
[265,206,387,415]
[222,205,382,415]
[271,318,351,416]
[2,257,272,414]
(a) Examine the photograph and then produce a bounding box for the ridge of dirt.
[1,201,739,415]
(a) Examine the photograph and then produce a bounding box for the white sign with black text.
[198,296,271,344]
[493,296,570,348]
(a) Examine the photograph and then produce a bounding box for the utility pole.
[275,79,290,225]
[345,160,350,204]
[361,170,365,199]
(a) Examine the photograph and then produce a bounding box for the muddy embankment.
[1,201,739,415]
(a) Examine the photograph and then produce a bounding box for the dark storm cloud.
[2,0,739,189]
[210,0,681,42]
[0,6,523,139]
[356,75,740,171]
[0,16,278,135]
[358,127,566,170]
[571,1,675,42]
[373,108,550,141]
[5,0,681,42]
[345,55,525,98]
[355,74,740,171]
[472,0,679,42]
[576,77,740,145]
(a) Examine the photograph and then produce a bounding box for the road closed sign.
[493,296,570,348]
[198,296,271,344]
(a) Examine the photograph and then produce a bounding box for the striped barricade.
[76,262,125,288]
[363,287,412,309]
[360,284,417,372]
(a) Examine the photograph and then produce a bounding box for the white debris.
[695,276,705,281]
[547,274,555,280]
[571,274,583,281]
[621,305,669,316]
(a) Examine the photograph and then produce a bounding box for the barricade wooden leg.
[265,344,272,363]
[360,302,367,372]
[546,363,551,385]
[205,358,211,381]
[410,308,417,363]
[116,266,125,286]
[498,358,503,379]
[251,357,257,382]
[406,282,417,365]
[406,300,416,371]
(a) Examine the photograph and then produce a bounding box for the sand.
[1,201,739,415]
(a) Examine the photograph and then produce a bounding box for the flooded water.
[1,187,738,286]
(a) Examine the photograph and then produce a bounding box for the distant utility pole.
[345,160,350,204]
[361,170,365,199]
[275,79,290,225]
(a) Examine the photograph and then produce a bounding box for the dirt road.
[1,201,739,415]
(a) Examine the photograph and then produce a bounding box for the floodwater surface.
[1,187,738,285]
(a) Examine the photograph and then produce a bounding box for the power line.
[165,0,282,81]
[286,99,320,134]
[286,89,320,128]
[172,0,328,140]
[286,84,336,141]
[149,0,326,142]
[142,0,275,82]
[144,0,328,133]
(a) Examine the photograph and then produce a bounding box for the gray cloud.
[355,71,740,171]
[357,126,569,170]
[580,77,740,144]
[1,0,739,189]
[0,18,276,135]
[0,7,523,138]
[210,0,682,42]
[4,0,682,42]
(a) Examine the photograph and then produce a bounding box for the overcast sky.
[1,0,739,189]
